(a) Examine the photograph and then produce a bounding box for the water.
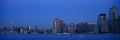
[0,34,120,40]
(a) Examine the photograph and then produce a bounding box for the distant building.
[76,23,80,33]
[9,21,14,31]
[60,20,64,33]
[97,13,109,33]
[118,16,120,33]
[76,22,98,34]
[17,27,25,33]
[8,21,17,33]
[87,23,98,33]
[26,25,31,30]
[76,22,88,33]
[67,23,76,33]
[63,24,68,33]
[108,6,119,33]
[26,25,32,33]
[53,18,64,33]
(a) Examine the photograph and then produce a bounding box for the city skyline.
[0,0,120,40]
[0,0,120,27]
[0,6,120,34]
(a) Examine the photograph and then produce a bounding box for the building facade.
[67,23,76,33]
[76,22,88,33]
[97,13,109,33]
[108,6,119,33]
[53,18,64,33]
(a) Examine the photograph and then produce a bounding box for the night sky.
[0,0,120,28]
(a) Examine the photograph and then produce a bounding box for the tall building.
[26,25,31,33]
[76,22,88,33]
[8,20,17,33]
[60,20,64,33]
[87,23,98,33]
[76,23,81,33]
[108,6,119,33]
[67,23,76,33]
[10,20,14,31]
[26,25,31,30]
[118,16,120,33]
[53,18,64,33]
[63,24,68,33]
[97,13,109,33]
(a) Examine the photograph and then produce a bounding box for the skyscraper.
[60,20,64,33]
[108,6,119,33]
[76,22,88,33]
[67,23,76,33]
[53,18,64,33]
[10,20,14,31]
[87,23,98,33]
[97,13,109,33]
[63,24,68,33]
[118,16,120,33]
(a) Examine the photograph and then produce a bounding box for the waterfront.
[0,34,120,40]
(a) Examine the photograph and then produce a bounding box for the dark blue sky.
[0,0,120,28]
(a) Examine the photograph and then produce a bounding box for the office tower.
[18,27,25,33]
[97,13,109,33]
[34,25,38,33]
[26,25,31,30]
[87,23,98,33]
[53,18,64,33]
[26,25,31,33]
[93,24,98,33]
[10,20,14,31]
[9,20,16,33]
[108,6,119,33]
[76,22,88,33]
[76,23,80,33]
[60,20,64,33]
[76,23,81,33]
[118,16,120,33]
[67,23,75,33]
[63,24,68,33]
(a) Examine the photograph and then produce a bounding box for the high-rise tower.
[108,6,119,33]
[53,18,64,33]
[97,13,109,33]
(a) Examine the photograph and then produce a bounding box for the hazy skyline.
[0,0,120,27]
